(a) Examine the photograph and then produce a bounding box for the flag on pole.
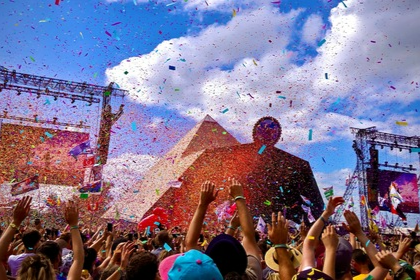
[348,196,355,209]
[301,204,315,223]
[11,175,39,196]
[323,186,334,200]
[300,195,312,206]
[69,140,91,159]
[256,216,266,233]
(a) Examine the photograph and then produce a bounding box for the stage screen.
[0,122,89,186]
[368,169,419,214]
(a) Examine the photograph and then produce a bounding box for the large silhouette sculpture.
[145,116,324,226]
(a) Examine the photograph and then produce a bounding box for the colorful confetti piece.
[308,129,313,141]
[258,145,266,154]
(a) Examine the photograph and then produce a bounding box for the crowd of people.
[0,178,419,280]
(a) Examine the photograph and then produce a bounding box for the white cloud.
[301,14,324,46]
[106,0,420,154]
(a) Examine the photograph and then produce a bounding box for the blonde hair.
[17,254,56,280]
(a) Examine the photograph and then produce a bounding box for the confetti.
[80,193,88,199]
[55,0,60,5]
[155,189,160,195]
[29,56,35,62]
[341,1,347,8]
[221,108,229,114]
[278,96,286,99]
[410,148,420,153]
[263,200,271,206]
[308,129,313,141]
[307,236,315,240]
[169,65,176,70]
[80,32,84,39]
[258,145,266,154]
[45,132,53,138]
[131,122,137,131]
[396,121,408,126]
[232,9,237,17]
[111,22,122,26]
[325,73,328,79]
[105,31,112,37]
[164,243,172,251]
[317,39,326,47]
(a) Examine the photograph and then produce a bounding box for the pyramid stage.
[103,115,324,227]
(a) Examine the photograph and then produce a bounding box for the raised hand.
[64,201,79,227]
[375,250,400,271]
[228,178,244,199]
[342,210,363,235]
[267,211,289,245]
[324,197,344,216]
[321,225,339,250]
[199,181,219,206]
[120,242,136,269]
[13,196,32,225]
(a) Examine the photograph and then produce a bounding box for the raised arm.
[301,196,344,268]
[0,196,32,279]
[321,225,339,279]
[65,201,84,280]
[229,178,260,257]
[185,181,219,251]
[267,211,295,280]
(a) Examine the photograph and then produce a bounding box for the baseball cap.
[168,250,223,280]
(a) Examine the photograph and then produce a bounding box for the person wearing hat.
[264,211,298,280]
[159,249,223,280]
[185,179,263,279]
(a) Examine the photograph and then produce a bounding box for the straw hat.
[265,246,302,270]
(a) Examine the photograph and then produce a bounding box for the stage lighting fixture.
[71,99,75,104]
[390,146,394,151]
[385,161,388,166]
[409,164,413,170]
[380,145,384,149]
[17,91,21,96]
[36,93,41,99]
[399,148,403,152]
[54,96,58,101]
[395,163,399,168]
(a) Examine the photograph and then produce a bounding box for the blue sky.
[1,0,420,226]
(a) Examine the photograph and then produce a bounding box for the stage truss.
[332,127,420,229]
[0,66,128,187]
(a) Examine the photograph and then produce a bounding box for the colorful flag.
[323,186,334,199]
[83,154,95,168]
[69,140,91,159]
[360,195,366,206]
[79,180,102,193]
[11,175,39,196]
[389,182,404,210]
[301,204,315,223]
[300,195,312,206]
[256,216,266,233]
[348,196,354,209]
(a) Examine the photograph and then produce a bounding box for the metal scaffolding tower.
[332,127,420,228]
[0,66,128,189]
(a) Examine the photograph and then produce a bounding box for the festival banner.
[11,175,39,196]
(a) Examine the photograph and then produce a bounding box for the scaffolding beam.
[0,67,127,103]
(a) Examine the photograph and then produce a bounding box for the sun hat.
[168,249,223,280]
[205,234,247,276]
[264,246,302,270]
